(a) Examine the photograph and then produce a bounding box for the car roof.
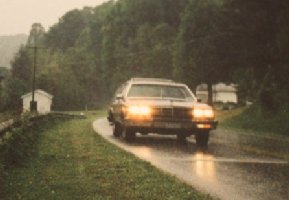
[129,78,185,86]
[130,77,173,83]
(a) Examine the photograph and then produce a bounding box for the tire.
[113,123,122,137]
[177,134,187,143]
[107,111,114,123]
[195,131,209,147]
[122,127,136,142]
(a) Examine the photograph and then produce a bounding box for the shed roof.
[21,89,53,99]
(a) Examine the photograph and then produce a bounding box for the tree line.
[1,0,289,113]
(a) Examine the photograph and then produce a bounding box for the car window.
[127,84,192,99]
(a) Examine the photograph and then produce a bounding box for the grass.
[216,106,289,160]
[215,107,246,123]
[219,105,289,137]
[0,111,213,200]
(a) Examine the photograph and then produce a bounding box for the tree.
[27,23,45,47]
[6,46,32,109]
[45,9,89,51]
[175,0,229,105]
[223,0,289,111]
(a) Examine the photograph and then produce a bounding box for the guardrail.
[0,112,86,138]
[49,112,87,119]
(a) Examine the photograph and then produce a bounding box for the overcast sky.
[0,0,109,35]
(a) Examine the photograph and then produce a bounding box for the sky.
[0,0,109,36]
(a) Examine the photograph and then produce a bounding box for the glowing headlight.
[127,106,152,116]
[193,108,214,118]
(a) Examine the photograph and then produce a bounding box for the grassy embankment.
[217,105,289,137]
[0,111,213,200]
[216,105,289,160]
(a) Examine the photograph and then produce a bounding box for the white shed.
[196,83,238,104]
[21,89,53,114]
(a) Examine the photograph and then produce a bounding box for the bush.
[0,114,65,199]
[0,113,33,166]
[0,113,60,168]
[223,104,289,136]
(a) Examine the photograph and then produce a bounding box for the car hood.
[125,98,211,109]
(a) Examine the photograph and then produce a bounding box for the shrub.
[223,104,289,136]
[0,113,59,168]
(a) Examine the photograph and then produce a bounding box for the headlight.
[193,108,214,118]
[127,106,152,117]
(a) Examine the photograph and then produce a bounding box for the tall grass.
[222,104,289,136]
[0,114,63,184]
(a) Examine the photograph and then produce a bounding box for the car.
[107,78,218,147]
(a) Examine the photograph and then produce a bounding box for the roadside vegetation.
[217,105,289,137]
[0,114,64,194]
[0,112,213,200]
[215,107,289,160]
[1,0,289,116]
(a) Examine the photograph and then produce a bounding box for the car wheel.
[107,111,114,123]
[177,134,187,143]
[113,122,122,137]
[195,131,209,147]
[122,127,135,142]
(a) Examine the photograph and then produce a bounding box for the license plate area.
[154,122,181,128]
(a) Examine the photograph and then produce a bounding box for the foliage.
[1,114,32,166]
[174,0,229,104]
[222,0,289,112]
[5,46,33,110]
[0,114,62,167]
[222,104,289,136]
[4,0,289,114]
[0,113,65,196]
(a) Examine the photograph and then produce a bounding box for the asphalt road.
[93,118,289,200]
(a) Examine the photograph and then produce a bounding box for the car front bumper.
[124,119,218,134]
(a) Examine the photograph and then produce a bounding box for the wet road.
[93,118,289,200]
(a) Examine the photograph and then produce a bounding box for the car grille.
[152,107,192,121]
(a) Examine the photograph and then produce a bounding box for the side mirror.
[116,94,124,100]
[197,98,202,103]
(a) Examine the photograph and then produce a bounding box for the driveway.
[93,118,289,200]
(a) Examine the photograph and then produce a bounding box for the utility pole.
[30,46,37,111]
[27,23,45,112]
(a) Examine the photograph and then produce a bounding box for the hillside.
[4,0,289,114]
[0,34,27,68]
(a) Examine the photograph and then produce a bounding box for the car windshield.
[127,84,193,99]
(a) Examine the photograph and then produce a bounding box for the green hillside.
[2,0,289,121]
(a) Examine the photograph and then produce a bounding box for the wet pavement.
[93,118,289,200]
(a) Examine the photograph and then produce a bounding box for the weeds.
[221,105,289,136]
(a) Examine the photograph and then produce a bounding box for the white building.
[21,89,53,114]
[196,83,238,104]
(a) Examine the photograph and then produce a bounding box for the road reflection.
[94,119,289,200]
[193,152,216,182]
[133,146,152,159]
